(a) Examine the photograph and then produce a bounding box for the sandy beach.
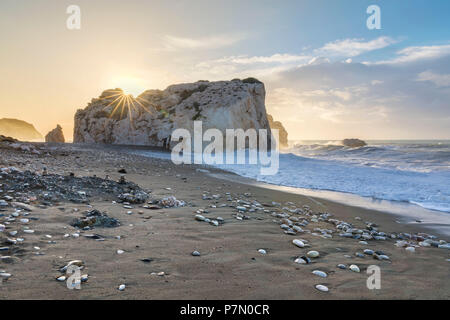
[0,143,449,300]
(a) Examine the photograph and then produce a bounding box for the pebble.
[118,284,126,291]
[363,249,374,255]
[312,270,327,278]
[405,247,415,253]
[192,251,201,256]
[292,239,305,248]
[337,264,347,269]
[56,276,66,281]
[117,249,125,254]
[257,249,267,255]
[315,284,329,292]
[307,251,319,258]
[349,264,360,273]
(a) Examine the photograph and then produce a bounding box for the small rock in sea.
[258,249,267,255]
[337,264,347,269]
[405,247,415,253]
[292,239,305,248]
[312,270,327,278]
[307,250,319,258]
[349,264,360,273]
[192,251,201,256]
[315,284,329,292]
[118,284,126,291]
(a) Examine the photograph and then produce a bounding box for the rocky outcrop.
[342,138,367,148]
[0,118,42,141]
[45,125,65,143]
[74,79,273,149]
[267,114,288,148]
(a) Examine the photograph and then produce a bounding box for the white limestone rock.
[73,79,273,149]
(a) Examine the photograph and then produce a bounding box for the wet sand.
[0,143,449,299]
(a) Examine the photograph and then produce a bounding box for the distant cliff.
[74,79,275,149]
[267,114,288,148]
[0,118,42,141]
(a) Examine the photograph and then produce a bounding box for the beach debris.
[315,284,329,292]
[70,209,120,229]
[117,190,148,204]
[159,196,185,208]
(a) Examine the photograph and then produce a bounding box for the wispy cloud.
[315,36,397,57]
[161,34,245,50]
[373,44,450,64]
[417,70,450,87]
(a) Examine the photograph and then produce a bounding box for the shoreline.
[0,142,449,299]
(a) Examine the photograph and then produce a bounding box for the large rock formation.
[267,114,288,148]
[45,125,65,143]
[0,118,42,141]
[74,79,273,149]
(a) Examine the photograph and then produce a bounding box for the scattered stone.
[192,251,201,256]
[257,249,267,255]
[349,264,360,273]
[292,239,305,248]
[118,284,126,291]
[312,270,327,278]
[307,251,319,258]
[315,284,329,292]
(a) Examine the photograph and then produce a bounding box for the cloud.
[417,70,450,87]
[262,55,450,138]
[373,44,450,64]
[161,34,245,50]
[315,36,397,57]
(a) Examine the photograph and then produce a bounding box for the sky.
[1,0,450,140]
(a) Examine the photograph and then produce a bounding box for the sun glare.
[109,76,147,98]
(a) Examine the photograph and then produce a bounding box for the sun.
[110,76,147,97]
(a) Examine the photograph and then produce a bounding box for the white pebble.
[118,284,126,291]
[307,250,319,258]
[292,239,305,248]
[315,284,329,292]
[349,264,360,273]
[312,270,327,278]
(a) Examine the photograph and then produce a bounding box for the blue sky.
[1,0,450,139]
